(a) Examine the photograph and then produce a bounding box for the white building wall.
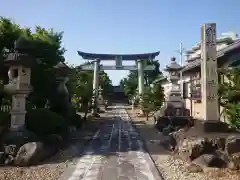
[160,32,239,120]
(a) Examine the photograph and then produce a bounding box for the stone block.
[203,120,231,133]
[192,154,226,168]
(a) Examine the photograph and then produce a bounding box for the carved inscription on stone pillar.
[207,80,217,100]
[206,26,216,47]
[205,24,217,101]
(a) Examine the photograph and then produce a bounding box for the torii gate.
[77,51,160,115]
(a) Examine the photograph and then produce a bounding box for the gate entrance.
[77,51,160,114]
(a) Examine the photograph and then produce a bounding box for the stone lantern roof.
[4,36,34,68]
[54,61,69,69]
[54,62,71,77]
[165,57,182,71]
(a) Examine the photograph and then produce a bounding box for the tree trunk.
[84,111,88,120]
[83,103,89,120]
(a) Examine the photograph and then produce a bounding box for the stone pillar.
[201,23,219,121]
[137,59,144,96]
[137,59,144,114]
[11,94,27,130]
[92,59,100,115]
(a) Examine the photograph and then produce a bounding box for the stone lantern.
[153,57,192,130]
[52,62,71,117]
[164,57,184,109]
[54,62,71,97]
[54,62,70,95]
[4,37,34,131]
[54,62,70,81]
[97,86,104,105]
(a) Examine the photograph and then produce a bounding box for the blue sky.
[1,0,239,85]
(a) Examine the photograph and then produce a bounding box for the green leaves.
[0,17,65,107]
[99,71,113,96]
[139,84,164,120]
[120,71,138,97]
[69,70,93,99]
[120,60,161,97]
[69,68,113,111]
[219,68,240,129]
[224,103,240,129]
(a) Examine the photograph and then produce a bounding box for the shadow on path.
[36,105,166,180]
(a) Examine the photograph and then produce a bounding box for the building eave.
[182,40,240,72]
[185,36,235,54]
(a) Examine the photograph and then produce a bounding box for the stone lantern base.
[10,111,26,132]
[4,83,32,131]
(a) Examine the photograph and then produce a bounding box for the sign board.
[115,56,123,68]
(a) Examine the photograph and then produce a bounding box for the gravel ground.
[126,106,240,180]
[152,153,240,180]
[0,164,67,180]
[0,114,105,180]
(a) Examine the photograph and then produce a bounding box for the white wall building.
[156,32,240,120]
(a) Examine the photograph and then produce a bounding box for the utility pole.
[179,43,184,97]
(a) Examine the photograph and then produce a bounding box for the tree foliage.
[69,66,113,118]
[99,71,113,96]
[69,70,93,113]
[0,17,65,108]
[139,84,164,121]
[219,68,240,129]
[0,16,114,135]
[120,71,138,98]
[120,60,161,98]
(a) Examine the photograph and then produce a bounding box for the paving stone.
[59,105,163,180]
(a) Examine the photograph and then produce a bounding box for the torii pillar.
[137,59,144,96]
[137,59,145,115]
[92,59,100,116]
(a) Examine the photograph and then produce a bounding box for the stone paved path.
[60,105,163,180]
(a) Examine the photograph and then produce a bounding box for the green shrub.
[0,111,10,127]
[68,106,82,128]
[224,103,240,129]
[25,108,68,136]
